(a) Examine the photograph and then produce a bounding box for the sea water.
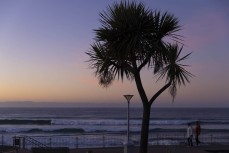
[0,107,228,147]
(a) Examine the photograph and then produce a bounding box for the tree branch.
[149,81,171,105]
[137,57,150,71]
[134,72,149,107]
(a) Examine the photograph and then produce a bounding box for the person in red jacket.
[195,121,201,146]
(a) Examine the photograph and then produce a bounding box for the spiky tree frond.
[157,44,193,100]
[86,42,134,87]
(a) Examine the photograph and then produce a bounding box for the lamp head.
[123,95,134,102]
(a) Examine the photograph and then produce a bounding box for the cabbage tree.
[86,1,192,153]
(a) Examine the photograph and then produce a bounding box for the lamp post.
[123,94,133,144]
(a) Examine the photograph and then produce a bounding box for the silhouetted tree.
[86,1,192,153]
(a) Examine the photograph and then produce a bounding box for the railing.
[18,133,125,149]
[0,133,228,149]
[14,136,49,148]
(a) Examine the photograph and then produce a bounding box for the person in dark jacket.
[195,121,201,146]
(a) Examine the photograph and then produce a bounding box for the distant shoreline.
[0,102,228,108]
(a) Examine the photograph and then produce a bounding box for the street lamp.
[123,94,134,144]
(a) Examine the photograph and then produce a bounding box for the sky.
[0,0,228,107]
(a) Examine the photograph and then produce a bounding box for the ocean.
[0,107,228,147]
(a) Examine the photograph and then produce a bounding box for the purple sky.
[0,0,228,107]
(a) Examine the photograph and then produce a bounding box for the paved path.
[16,145,229,153]
[70,146,209,153]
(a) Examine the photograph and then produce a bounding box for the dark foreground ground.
[9,145,229,153]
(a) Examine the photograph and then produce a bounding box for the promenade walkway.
[16,145,229,153]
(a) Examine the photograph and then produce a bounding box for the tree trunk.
[133,71,151,153]
[139,105,151,153]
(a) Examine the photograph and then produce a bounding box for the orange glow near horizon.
[0,1,228,107]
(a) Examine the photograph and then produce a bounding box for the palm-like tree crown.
[87,1,192,98]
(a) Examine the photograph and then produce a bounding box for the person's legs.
[190,136,193,146]
[187,137,192,146]
[187,138,190,146]
[196,135,199,146]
